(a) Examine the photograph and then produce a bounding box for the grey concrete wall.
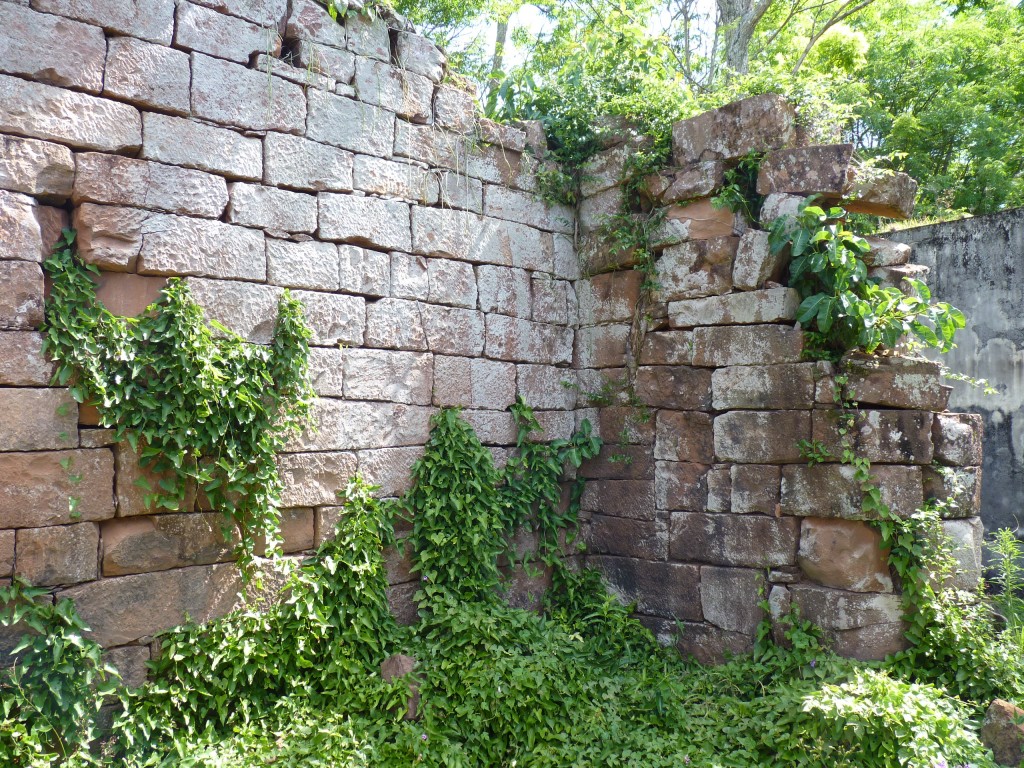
[890,208,1024,536]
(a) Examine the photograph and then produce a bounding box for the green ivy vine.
[42,230,315,568]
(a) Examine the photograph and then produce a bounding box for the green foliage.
[772,203,966,358]
[42,231,314,568]
[0,579,119,767]
[711,151,766,223]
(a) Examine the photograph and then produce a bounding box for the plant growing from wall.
[41,231,315,569]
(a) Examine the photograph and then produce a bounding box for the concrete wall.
[890,209,1024,537]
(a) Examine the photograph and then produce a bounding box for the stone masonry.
[0,1,982,675]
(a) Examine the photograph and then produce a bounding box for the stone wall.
[888,209,1024,539]
[0,0,984,672]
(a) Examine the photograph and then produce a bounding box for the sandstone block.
[672,620,754,664]
[832,622,908,661]
[576,271,643,326]
[412,208,552,269]
[278,451,357,508]
[582,445,655,480]
[840,354,950,411]
[759,192,805,225]
[290,400,432,452]
[264,133,354,193]
[32,0,175,43]
[295,40,355,83]
[692,324,804,367]
[485,314,572,365]
[484,185,574,235]
[74,153,228,218]
[70,205,156,270]
[0,449,115,527]
[652,199,738,248]
[137,214,266,281]
[714,410,810,463]
[343,349,432,405]
[732,229,788,290]
[639,331,694,365]
[0,189,65,262]
[427,258,477,308]
[307,89,394,157]
[0,531,13,577]
[933,412,983,466]
[942,517,983,591]
[0,134,74,200]
[657,236,737,302]
[0,331,54,385]
[286,0,347,48]
[389,251,428,300]
[477,265,532,317]
[587,515,667,561]
[731,464,781,514]
[340,245,390,297]
[924,465,981,518]
[267,239,340,291]
[581,479,656,521]
[142,113,262,181]
[0,2,106,92]
[191,54,305,133]
[93,273,166,317]
[655,411,714,463]
[843,169,918,219]
[354,58,432,123]
[356,445,424,498]
[438,171,484,214]
[706,465,731,512]
[104,645,150,689]
[291,289,366,346]
[175,1,281,64]
[672,94,796,165]
[254,54,335,92]
[863,236,911,267]
[670,512,800,568]
[478,119,528,153]
[0,260,43,328]
[634,366,713,410]
[670,287,799,329]
[364,298,427,351]
[307,347,344,397]
[812,409,934,465]
[700,566,765,635]
[756,144,856,197]
[60,563,242,646]
[578,186,624,234]
[578,144,631,198]
[353,155,438,204]
[433,84,476,134]
[103,36,190,115]
[981,700,1024,768]
[101,513,235,576]
[184,279,281,343]
[191,0,287,27]
[553,233,579,280]
[712,363,815,410]
[573,324,630,369]
[227,183,317,233]
[16,523,98,586]
[114,442,196,518]
[655,461,710,511]
[460,410,516,445]
[531,277,571,325]
[422,304,486,356]
[319,193,411,251]
[433,355,516,409]
[0,388,76,451]
[589,556,701,620]
[516,365,576,411]
[789,583,902,631]
[661,161,725,204]
[869,263,930,291]
[0,73,141,152]
[798,518,892,592]
[345,10,390,61]
[781,464,923,519]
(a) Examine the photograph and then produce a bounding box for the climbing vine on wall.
[42,230,315,568]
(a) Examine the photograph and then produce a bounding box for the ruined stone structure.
[0,0,983,677]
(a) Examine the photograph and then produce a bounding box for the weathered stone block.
[582,445,654,480]
[839,354,950,411]
[16,523,98,586]
[843,169,918,219]
[0,134,74,200]
[33,0,175,43]
[175,2,280,64]
[438,171,484,214]
[756,144,855,197]
[692,324,804,367]
[278,451,357,508]
[781,464,924,519]
[291,289,365,346]
[732,229,788,290]
[388,252,428,302]
[923,465,982,518]
[142,113,262,181]
[587,514,667,560]
[286,0,347,48]
[0,189,65,262]
[0,331,53,385]
[670,512,799,568]
[354,58,432,123]
[671,620,754,664]
[832,622,908,661]
[484,185,574,235]
[670,287,799,329]
[394,30,445,83]
[364,298,427,351]
[731,464,781,514]
[577,186,623,234]
[343,349,432,405]
[114,442,196,518]
[515,365,575,411]
[798,518,892,592]
[184,279,281,343]
[581,479,656,521]
[701,566,766,635]
[267,240,339,291]
[0,449,114,527]
[433,356,515,409]
[714,410,809,463]
[933,412,983,466]
[427,258,477,309]
[652,199,738,249]
[477,265,532,318]
[345,10,389,61]
[294,39,355,83]
[868,263,930,291]
[307,89,394,157]
[0,73,142,152]
[74,153,228,218]
[812,409,934,465]
[577,271,643,326]
[981,700,1024,768]
[0,2,106,92]
[0,388,76,451]
[655,411,714,463]
[789,582,903,632]
[263,132,354,193]
[712,363,815,411]
[531,277,570,325]
[319,193,411,252]
[306,347,344,397]
[942,517,984,591]
[60,563,242,646]
[93,272,166,317]
[72,204,148,271]
[672,94,796,165]
[655,461,709,511]
[254,53,336,92]
[485,314,572,365]
[340,245,390,297]
[101,513,235,576]
[191,54,305,133]
[137,214,266,281]
[863,236,911,267]
[661,161,725,204]
[589,556,701,620]
[759,192,805,225]
[433,84,476,134]
[478,118,528,153]
[354,155,438,204]
[290,400,432,452]
[104,645,150,689]
[638,331,693,365]
[189,0,288,27]
[0,260,43,328]
[459,410,516,445]
[574,324,630,369]
[706,464,731,512]
[103,36,190,115]
[356,445,425,498]
[634,366,712,410]
[227,183,317,233]
[657,236,737,302]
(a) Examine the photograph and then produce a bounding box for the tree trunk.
[716,0,774,74]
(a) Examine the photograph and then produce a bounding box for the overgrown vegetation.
[42,231,315,568]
